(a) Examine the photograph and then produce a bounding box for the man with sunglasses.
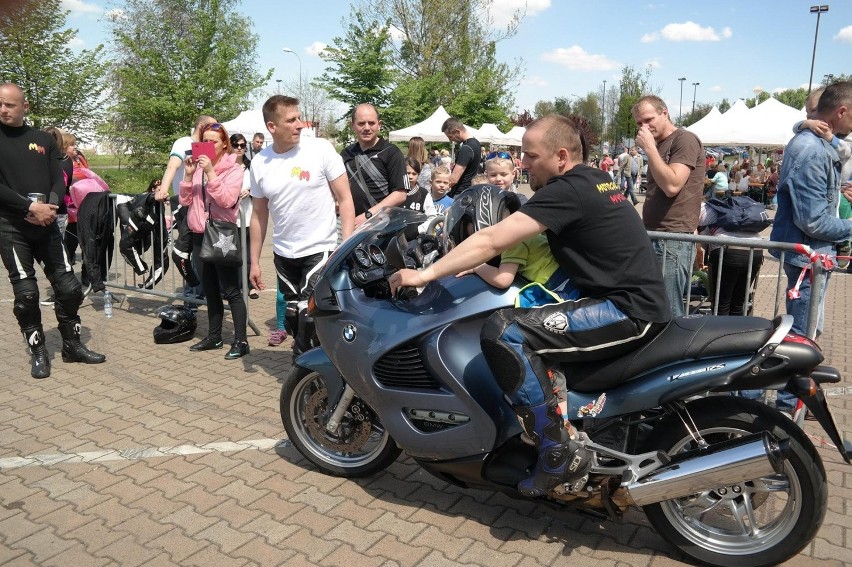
[441,117,481,197]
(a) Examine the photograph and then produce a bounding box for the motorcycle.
[280,208,851,567]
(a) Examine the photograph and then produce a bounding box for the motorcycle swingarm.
[584,440,670,485]
[788,375,852,463]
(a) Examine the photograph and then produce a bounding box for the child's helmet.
[153,305,197,344]
[443,184,521,250]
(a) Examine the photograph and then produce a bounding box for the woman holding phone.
[179,123,250,359]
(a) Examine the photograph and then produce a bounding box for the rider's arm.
[394,212,544,291]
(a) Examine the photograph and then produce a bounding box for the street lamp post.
[601,80,606,154]
[282,47,302,97]
[691,82,700,116]
[275,79,282,94]
[677,77,686,125]
[807,5,829,95]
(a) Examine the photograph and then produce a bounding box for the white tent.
[730,98,805,147]
[476,123,517,146]
[388,106,478,142]
[686,99,803,147]
[222,110,270,144]
[503,126,525,147]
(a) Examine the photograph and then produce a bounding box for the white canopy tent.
[388,106,478,142]
[686,98,803,147]
[476,123,518,146]
[503,126,525,147]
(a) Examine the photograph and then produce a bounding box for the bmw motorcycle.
[280,208,850,567]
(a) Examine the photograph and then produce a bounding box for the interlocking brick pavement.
[0,198,851,566]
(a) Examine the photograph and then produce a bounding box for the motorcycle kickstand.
[326,384,356,434]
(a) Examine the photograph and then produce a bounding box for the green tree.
[774,88,808,110]
[354,0,521,128]
[0,0,108,135]
[105,0,271,164]
[315,9,395,123]
[611,65,657,146]
[718,98,731,113]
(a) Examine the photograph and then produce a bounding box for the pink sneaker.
[268,329,288,346]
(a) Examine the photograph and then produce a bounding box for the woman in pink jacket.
[179,123,249,359]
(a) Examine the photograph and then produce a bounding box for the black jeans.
[707,248,764,316]
[191,233,247,342]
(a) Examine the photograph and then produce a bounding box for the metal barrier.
[101,194,260,336]
[647,231,827,341]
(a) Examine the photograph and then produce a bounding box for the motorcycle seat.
[562,315,776,393]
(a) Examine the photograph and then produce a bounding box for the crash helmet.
[443,184,521,250]
[153,305,197,344]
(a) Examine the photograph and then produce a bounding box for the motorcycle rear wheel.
[642,396,826,567]
[280,366,401,477]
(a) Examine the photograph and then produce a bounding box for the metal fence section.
[647,231,827,341]
[102,194,260,336]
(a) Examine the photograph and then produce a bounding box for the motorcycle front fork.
[326,384,356,434]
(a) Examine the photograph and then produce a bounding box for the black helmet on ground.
[153,305,197,344]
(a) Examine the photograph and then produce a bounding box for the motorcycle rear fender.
[294,348,346,405]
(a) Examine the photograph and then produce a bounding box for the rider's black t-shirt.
[520,164,671,324]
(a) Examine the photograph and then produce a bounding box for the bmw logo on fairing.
[343,324,357,342]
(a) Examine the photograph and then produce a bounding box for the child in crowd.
[403,158,436,215]
[484,156,515,192]
[430,165,454,214]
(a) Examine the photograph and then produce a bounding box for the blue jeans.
[774,262,832,411]
[624,174,638,204]
[651,239,695,317]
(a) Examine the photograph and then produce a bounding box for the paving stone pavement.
[0,204,851,567]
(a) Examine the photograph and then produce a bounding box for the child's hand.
[802,119,832,141]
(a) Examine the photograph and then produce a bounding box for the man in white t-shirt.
[249,95,355,356]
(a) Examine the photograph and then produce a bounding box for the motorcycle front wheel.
[642,396,827,567]
[280,366,401,477]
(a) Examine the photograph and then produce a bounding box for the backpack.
[704,195,772,233]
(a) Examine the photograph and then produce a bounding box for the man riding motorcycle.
[390,115,672,497]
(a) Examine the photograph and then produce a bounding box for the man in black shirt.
[341,104,408,226]
[0,83,105,379]
[441,117,481,197]
[390,115,671,498]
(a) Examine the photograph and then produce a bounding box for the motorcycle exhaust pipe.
[627,432,788,507]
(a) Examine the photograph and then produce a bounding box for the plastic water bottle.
[103,290,113,319]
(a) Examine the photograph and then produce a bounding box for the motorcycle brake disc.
[304,388,372,451]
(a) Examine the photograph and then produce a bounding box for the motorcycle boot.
[23,326,50,379]
[516,395,591,497]
[59,322,106,364]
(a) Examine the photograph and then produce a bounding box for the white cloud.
[491,0,550,27]
[67,37,84,49]
[521,75,548,87]
[541,46,620,71]
[60,0,101,15]
[771,87,788,94]
[835,26,852,42]
[709,85,722,92]
[306,42,327,57]
[642,21,732,42]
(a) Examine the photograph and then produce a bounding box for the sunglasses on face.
[486,151,512,160]
[234,143,247,149]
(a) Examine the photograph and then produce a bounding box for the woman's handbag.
[198,173,242,267]
[200,218,242,266]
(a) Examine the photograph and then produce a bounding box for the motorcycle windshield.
[325,207,428,273]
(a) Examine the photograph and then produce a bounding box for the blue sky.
[62,0,852,122]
